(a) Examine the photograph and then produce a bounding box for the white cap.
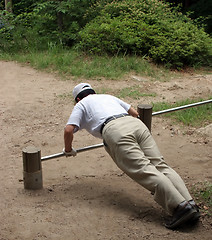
[72,83,93,100]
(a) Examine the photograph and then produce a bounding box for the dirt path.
[0,60,211,240]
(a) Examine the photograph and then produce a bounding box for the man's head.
[73,83,96,102]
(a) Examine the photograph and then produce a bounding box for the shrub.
[78,0,212,68]
[0,0,95,52]
[0,10,51,52]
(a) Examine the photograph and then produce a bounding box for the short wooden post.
[137,104,153,132]
[22,146,43,190]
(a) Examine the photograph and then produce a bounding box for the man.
[64,83,200,229]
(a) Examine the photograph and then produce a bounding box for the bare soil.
[0,60,212,240]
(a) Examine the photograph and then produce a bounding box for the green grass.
[117,86,157,99]
[95,85,157,100]
[191,181,212,216]
[152,98,212,127]
[0,47,171,81]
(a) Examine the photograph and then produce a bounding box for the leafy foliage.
[187,0,212,34]
[0,0,211,69]
[164,0,212,35]
[78,0,212,68]
[0,0,94,51]
[30,0,92,46]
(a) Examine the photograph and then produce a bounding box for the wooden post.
[137,104,153,132]
[22,146,43,190]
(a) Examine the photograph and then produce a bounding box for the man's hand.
[63,148,77,157]
[128,106,139,118]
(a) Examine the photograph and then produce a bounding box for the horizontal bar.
[41,99,211,161]
[41,143,104,161]
[152,99,212,116]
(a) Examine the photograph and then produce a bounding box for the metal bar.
[41,99,211,161]
[152,99,212,116]
[41,143,104,161]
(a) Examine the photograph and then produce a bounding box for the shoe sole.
[165,209,197,229]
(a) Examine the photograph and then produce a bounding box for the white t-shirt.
[66,94,131,138]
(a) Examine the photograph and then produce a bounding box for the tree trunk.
[56,0,64,32]
[5,0,13,13]
[57,11,64,32]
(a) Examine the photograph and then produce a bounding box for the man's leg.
[103,117,185,214]
[136,125,193,203]
[103,117,199,228]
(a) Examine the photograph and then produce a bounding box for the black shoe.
[165,201,197,229]
[189,200,201,222]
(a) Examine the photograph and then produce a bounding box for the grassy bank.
[152,98,212,127]
[0,47,172,81]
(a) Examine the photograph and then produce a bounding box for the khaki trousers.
[102,116,192,214]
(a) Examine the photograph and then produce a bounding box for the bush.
[0,0,95,53]
[0,10,51,52]
[78,0,212,68]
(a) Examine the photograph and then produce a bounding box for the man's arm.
[128,106,139,118]
[64,124,75,152]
